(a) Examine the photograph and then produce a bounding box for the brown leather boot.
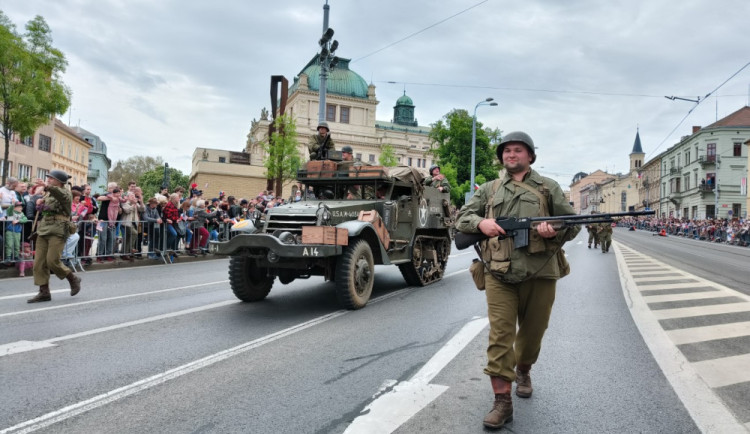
[66,272,82,296]
[483,392,513,429]
[515,365,533,398]
[27,285,51,303]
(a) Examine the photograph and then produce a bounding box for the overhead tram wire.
[649,61,750,156]
[381,80,666,99]
[351,0,489,63]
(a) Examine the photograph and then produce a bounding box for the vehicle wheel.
[335,240,374,309]
[229,256,274,302]
[398,237,424,286]
[398,235,450,286]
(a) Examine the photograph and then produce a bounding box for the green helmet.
[317,121,330,132]
[497,131,536,164]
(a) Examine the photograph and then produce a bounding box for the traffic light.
[319,28,334,47]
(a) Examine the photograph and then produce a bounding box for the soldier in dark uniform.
[586,212,600,249]
[455,131,580,430]
[307,121,336,160]
[27,170,82,303]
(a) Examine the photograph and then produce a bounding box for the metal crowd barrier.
[0,217,244,277]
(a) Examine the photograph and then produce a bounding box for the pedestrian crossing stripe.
[614,241,749,433]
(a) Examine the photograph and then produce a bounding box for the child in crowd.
[5,203,28,262]
[16,242,34,277]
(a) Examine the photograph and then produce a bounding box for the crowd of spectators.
[618,216,750,246]
[0,176,299,275]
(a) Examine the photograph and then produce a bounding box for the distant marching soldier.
[598,221,613,253]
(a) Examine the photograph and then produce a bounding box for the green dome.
[396,93,414,106]
[291,55,368,99]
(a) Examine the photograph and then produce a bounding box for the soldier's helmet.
[428,164,440,176]
[47,169,71,184]
[317,121,330,132]
[341,145,353,153]
[496,131,536,164]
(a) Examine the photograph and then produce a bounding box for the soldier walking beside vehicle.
[27,170,82,303]
[455,131,579,430]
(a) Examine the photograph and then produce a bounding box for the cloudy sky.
[2,0,748,188]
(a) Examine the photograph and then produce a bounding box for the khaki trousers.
[33,235,71,286]
[484,275,556,382]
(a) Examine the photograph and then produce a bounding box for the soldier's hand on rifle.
[536,221,557,238]
[478,218,506,237]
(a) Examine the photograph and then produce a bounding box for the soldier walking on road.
[27,170,82,303]
[586,211,600,249]
[455,132,580,430]
[307,122,336,160]
[598,221,613,253]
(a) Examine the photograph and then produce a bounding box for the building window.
[37,168,49,179]
[340,106,350,124]
[218,156,226,163]
[685,150,690,164]
[39,134,51,152]
[355,153,362,161]
[18,163,32,180]
[326,104,336,122]
[734,143,742,157]
[408,157,413,166]
[22,136,33,147]
[706,143,716,162]
[369,154,375,163]
[683,174,690,191]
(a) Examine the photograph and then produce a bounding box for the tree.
[108,155,164,187]
[428,109,501,192]
[138,165,189,199]
[0,13,71,185]
[378,143,399,167]
[261,114,302,196]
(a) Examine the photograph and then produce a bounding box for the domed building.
[190,54,435,199]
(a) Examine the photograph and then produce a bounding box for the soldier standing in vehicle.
[455,131,580,430]
[308,122,336,160]
[423,164,451,193]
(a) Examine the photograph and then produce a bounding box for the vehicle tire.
[335,239,374,309]
[229,256,274,302]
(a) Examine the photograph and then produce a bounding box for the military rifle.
[454,210,655,250]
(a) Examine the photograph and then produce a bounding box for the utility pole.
[317,1,339,124]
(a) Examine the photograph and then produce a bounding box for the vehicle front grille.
[264,214,318,234]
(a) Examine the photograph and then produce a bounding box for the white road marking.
[667,321,750,345]
[614,242,747,434]
[344,316,488,434]
[692,354,750,388]
[0,309,351,434]
[642,291,738,303]
[0,300,236,358]
[0,280,229,318]
[652,302,750,320]
[0,268,468,433]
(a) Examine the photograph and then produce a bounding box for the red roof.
[704,106,750,128]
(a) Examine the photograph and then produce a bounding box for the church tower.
[393,91,418,127]
[629,128,645,173]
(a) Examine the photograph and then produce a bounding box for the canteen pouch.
[480,236,513,275]
[470,259,486,291]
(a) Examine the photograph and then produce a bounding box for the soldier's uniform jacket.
[307,134,336,160]
[37,186,72,238]
[598,222,613,235]
[424,175,451,192]
[456,169,580,283]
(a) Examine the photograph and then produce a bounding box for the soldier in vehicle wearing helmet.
[455,131,580,430]
[308,121,336,160]
[423,164,451,193]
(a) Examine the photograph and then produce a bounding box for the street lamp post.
[317,1,339,124]
[469,98,498,201]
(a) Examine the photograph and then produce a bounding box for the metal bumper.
[208,233,343,258]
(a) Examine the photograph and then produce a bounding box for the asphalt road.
[1,229,744,433]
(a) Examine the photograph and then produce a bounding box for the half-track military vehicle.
[209,160,454,309]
